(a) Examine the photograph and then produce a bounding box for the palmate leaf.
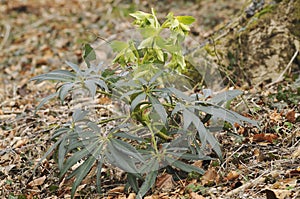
[110,139,144,162]
[182,107,222,159]
[106,141,139,174]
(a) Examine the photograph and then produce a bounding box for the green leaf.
[149,96,167,124]
[182,109,193,130]
[137,170,158,199]
[71,155,96,198]
[176,16,196,25]
[166,157,204,174]
[60,140,100,177]
[209,90,243,105]
[131,93,146,111]
[130,11,150,21]
[58,136,67,170]
[127,173,140,193]
[30,70,76,83]
[96,159,104,193]
[65,61,82,75]
[94,79,109,92]
[58,83,74,102]
[139,27,158,38]
[33,136,64,175]
[35,93,59,114]
[72,109,89,122]
[110,139,144,162]
[83,43,96,67]
[84,80,97,97]
[168,87,193,102]
[114,132,145,142]
[138,37,154,50]
[110,40,129,52]
[106,141,139,173]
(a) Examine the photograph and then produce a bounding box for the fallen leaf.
[14,138,29,148]
[265,188,291,199]
[192,160,203,168]
[127,193,136,199]
[270,110,282,122]
[156,173,174,191]
[189,192,206,199]
[253,133,278,143]
[271,178,297,189]
[28,176,46,187]
[285,110,295,123]
[291,145,300,159]
[108,186,125,194]
[226,170,239,181]
[201,167,219,186]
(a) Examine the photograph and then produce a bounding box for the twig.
[0,22,11,50]
[220,144,245,170]
[265,49,299,88]
[225,170,277,197]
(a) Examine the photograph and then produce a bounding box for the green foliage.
[112,8,195,75]
[31,10,258,198]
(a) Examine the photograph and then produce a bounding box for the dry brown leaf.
[253,133,278,143]
[265,189,291,199]
[287,167,300,177]
[270,110,282,122]
[14,138,28,148]
[127,193,136,199]
[291,145,300,159]
[192,160,203,168]
[28,176,46,187]
[108,186,125,194]
[226,170,239,181]
[272,178,297,189]
[285,110,296,123]
[201,167,219,185]
[144,195,159,199]
[189,192,206,199]
[156,173,174,191]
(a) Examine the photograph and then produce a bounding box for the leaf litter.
[0,0,299,198]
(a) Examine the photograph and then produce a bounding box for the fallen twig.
[225,170,278,197]
[266,41,299,87]
[0,22,11,50]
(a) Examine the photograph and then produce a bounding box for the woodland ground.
[0,0,299,198]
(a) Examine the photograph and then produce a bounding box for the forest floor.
[0,0,299,198]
